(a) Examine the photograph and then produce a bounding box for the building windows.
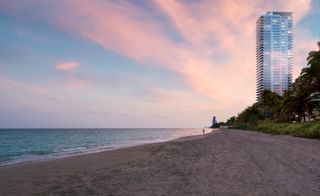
[256,12,293,100]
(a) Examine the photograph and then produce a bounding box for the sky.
[0,0,319,128]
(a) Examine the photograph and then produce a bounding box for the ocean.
[0,128,206,166]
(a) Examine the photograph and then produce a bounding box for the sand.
[1,129,320,196]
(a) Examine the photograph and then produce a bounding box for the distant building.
[256,12,293,100]
[212,116,217,126]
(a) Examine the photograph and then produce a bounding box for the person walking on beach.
[203,129,205,134]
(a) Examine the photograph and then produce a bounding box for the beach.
[1,129,320,195]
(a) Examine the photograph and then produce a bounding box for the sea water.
[0,128,205,166]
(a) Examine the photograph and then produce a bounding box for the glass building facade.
[256,12,293,100]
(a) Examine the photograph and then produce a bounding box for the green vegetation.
[234,121,320,139]
[227,41,320,139]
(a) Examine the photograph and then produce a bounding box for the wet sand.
[1,129,320,196]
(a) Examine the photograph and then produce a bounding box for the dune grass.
[234,121,320,139]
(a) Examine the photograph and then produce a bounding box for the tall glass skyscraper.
[256,12,293,100]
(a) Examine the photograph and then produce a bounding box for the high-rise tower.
[256,12,293,100]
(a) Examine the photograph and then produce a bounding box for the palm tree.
[234,41,320,124]
[301,44,320,92]
[257,90,282,120]
[282,78,318,122]
[285,42,320,121]
[309,92,320,119]
[237,103,263,126]
[279,89,295,122]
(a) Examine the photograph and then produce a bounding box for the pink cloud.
[0,0,314,120]
[66,79,90,89]
[29,86,50,94]
[55,61,79,72]
[0,77,74,102]
[0,78,50,95]
[51,0,314,119]
[0,81,11,90]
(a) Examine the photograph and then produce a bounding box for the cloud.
[29,86,50,94]
[0,0,314,121]
[49,94,73,101]
[55,61,79,72]
[66,79,90,89]
[83,110,109,117]
[48,1,310,100]
[155,114,167,119]
[0,78,50,94]
[0,77,74,102]
[48,0,249,103]
[0,81,11,90]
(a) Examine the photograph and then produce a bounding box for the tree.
[280,89,296,122]
[230,41,320,125]
[236,103,263,126]
[280,42,320,122]
[309,92,320,119]
[301,46,320,93]
[226,116,236,126]
[282,77,318,122]
[293,45,320,119]
[257,90,283,120]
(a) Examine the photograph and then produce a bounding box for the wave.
[0,128,205,167]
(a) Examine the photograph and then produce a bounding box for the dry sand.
[1,129,320,196]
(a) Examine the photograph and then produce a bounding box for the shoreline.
[0,129,216,168]
[1,129,319,195]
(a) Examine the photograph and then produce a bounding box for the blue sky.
[0,0,319,128]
